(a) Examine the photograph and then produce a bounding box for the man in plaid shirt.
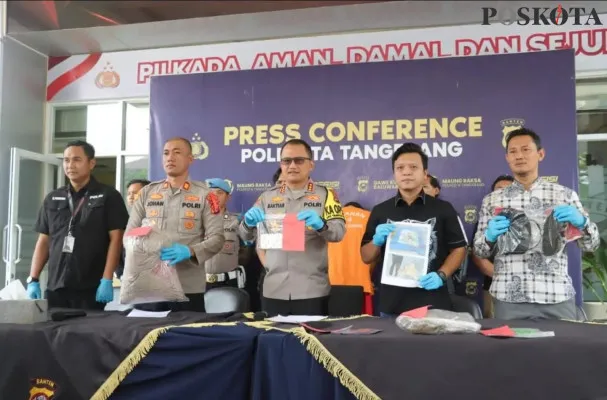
[474,128,599,320]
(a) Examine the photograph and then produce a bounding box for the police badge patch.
[465,280,478,296]
[29,378,57,400]
[464,205,478,224]
[357,176,369,193]
[500,118,525,148]
[206,192,221,214]
[191,133,209,160]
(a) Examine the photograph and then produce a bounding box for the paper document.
[282,214,305,251]
[127,309,171,318]
[267,315,327,324]
[381,220,432,288]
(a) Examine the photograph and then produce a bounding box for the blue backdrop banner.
[149,49,580,303]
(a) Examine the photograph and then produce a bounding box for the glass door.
[578,137,607,301]
[3,148,64,290]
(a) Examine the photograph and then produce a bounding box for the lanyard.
[67,190,87,234]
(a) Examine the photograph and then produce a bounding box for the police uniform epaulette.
[148,179,166,186]
[189,180,209,189]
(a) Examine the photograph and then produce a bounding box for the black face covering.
[495,207,565,257]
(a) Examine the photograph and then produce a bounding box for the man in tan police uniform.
[127,137,225,312]
[239,139,346,316]
[205,178,250,289]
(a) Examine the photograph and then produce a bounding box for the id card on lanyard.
[63,190,87,253]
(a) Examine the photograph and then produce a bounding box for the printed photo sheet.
[257,214,285,250]
[381,220,431,288]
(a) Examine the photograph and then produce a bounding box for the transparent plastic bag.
[493,207,583,257]
[120,222,188,304]
[396,309,481,335]
[257,214,285,250]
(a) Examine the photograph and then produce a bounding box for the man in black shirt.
[26,141,129,310]
[361,143,467,316]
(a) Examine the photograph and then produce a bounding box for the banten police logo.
[357,176,369,193]
[29,378,57,400]
[465,281,478,296]
[191,133,209,160]
[464,205,478,224]
[500,118,525,148]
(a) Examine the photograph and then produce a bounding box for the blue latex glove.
[372,223,396,247]
[418,272,444,290]
[95,278,114,303]
[297,209,325,231]
[27,282,41,300]
[244,207,265,228]
[485,215,511,243]
[160,243,192,265]
[553,204,586,229]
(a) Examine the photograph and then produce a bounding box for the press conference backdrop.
[149,49,580,303]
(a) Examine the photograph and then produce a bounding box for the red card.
[399,305,429,319]
[125,226,153,237]
[480,325,515,337]
[282,214,305,251]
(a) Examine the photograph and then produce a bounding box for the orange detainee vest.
[328,206,373,294]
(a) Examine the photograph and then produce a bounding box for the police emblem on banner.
[464,205,478,224]
[191,133,209,160]
[29,378,57,400]
[500,118,525,148]
[465,280,478,296]
[94,62,120,89]
[357,176,369,193]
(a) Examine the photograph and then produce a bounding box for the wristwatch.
[437,271,448,283]
[26,276,39,284]
[316,218,328,233]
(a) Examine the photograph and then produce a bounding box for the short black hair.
[65,140,95,160]
[344,201,364,209]
[392,142,428,170]
[281,139,313,159]
[165,137,193,153]
[505,127,542,150]
[127,179,151,189]
[428,175,440,190]
[272,167,282,185]
[491,174,514,191]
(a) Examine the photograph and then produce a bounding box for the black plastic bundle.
[496,208,533,255]
[542,209,564,256]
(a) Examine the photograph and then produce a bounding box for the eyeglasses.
[280,157,310,166]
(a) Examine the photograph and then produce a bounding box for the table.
[301,317,607,400]
[0,311,236,399]
[2,313,607,400]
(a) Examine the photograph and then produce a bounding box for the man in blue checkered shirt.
[474,128,599,320]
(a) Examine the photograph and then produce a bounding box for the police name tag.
[62,235,75,253]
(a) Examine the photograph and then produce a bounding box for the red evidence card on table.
[125,226,153,237]
[399,305,430,319]
[282,214,305,251]
[480,325,516,337]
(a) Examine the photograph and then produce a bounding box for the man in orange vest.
[328,202,374,315]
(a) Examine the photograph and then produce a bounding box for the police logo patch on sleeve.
[322,188,345,221]
[206,192,221,214]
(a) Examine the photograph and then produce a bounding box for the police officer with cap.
[26,140,129,309]
[205,178,251,289]
[239,139,346,316]
[127,137,225,312]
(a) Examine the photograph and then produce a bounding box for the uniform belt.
[206,270,238,283]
